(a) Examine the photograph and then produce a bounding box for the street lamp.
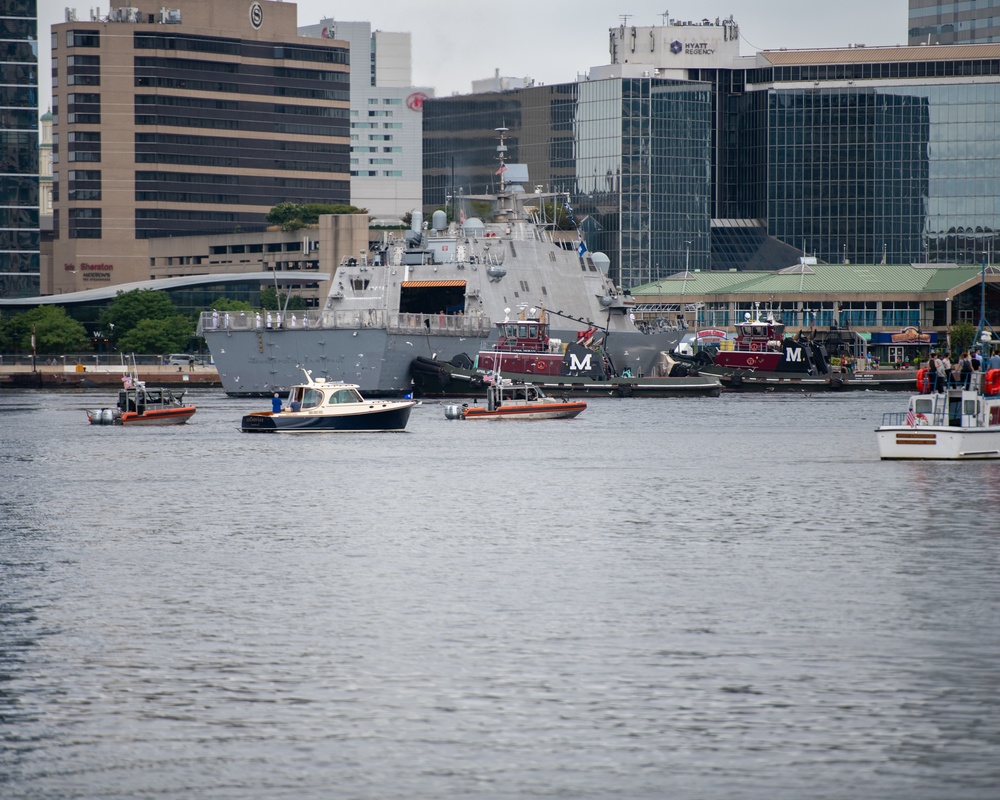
[685,241,691,272]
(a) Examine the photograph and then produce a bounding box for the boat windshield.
[327,388,362,405]
[301,388,324,408]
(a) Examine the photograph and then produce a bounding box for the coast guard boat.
[200,129,684,397]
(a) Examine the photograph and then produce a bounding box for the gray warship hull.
[203,311,681,397]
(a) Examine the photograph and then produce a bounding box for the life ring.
[749,342,759,351]
[536,360,546,372]
[916,367,928,393]
[984,368,1000,396]
[915,413,928,425]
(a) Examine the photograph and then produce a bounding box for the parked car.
[166,353,203,366]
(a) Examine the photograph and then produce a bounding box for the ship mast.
[495,126,508,195]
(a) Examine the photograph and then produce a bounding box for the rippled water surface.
[2,388,999,799]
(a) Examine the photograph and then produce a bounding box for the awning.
[401,280,466,288]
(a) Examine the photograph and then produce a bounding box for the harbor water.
[2,388,999,799]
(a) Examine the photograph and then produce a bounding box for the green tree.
[260,287,307,311]
[98,289,178,346]
[265,202,368,231]
[948,320,976,358]
[2,306,90,353]
[116,316,194,355]
[266,202,307,231]
[210,297,254,312]
[470,200,492,221]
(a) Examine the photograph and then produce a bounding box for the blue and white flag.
[577,240,588,257]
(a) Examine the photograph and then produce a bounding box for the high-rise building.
[298,19,430,220]
[909,1,1000,45]
[48,0,350,295]
[423,78,712,290]
[428,17,1000,288]
[1,0,39,299]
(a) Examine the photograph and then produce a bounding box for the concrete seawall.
[0,364,222,389]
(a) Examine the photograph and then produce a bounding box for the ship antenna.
[495,125,509,194]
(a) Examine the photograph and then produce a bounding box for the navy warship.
[200,131,685,397]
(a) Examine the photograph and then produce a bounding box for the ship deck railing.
[881,410,950,427]
[198,310,493,337]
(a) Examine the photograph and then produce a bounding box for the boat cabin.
[733,310,785,349]
[495,318,549,353]
[485,379,547,410]
[287,379,365,410]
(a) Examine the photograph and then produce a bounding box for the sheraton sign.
[65,262,114,281]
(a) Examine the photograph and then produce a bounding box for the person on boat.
[290,398,301,412]
[272,393,282,413]
[959,351,973,389]
[971,348,983,372]
[991,350,1000,370]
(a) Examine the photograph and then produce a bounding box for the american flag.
[495,164,507,175]
[905,407,916,427]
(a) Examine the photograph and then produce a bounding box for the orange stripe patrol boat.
[445,378,586,421]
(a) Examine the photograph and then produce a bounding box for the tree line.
[0,287,305,356]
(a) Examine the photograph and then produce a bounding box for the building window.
[67,30,100,48]
[69,208,102,239]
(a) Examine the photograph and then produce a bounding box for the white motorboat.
[240,369,416,433]
[875,368,1000,459]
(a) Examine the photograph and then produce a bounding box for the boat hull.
[91,406,196,426]
[705,367,918,392]
[876,426,1000,459]
[411,358,721,398]
[121,407,196,425]
[240,403,414,433]
[459,402,587,420]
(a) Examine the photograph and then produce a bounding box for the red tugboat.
[713,308,827,375]
[476,310,610,379]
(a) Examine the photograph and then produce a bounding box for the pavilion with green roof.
[631,260,1000,363]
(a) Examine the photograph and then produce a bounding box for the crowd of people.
[922,347,1000,392]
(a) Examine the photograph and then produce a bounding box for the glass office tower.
[708,54,1000,266]
[423,77,711,288]
[0,0,39,298]
[909,1,1000,45]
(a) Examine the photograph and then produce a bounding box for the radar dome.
[590,252,611,276]
[431,209,448,230]
[463,217,485,235]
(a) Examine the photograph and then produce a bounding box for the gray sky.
[38,0,907,110]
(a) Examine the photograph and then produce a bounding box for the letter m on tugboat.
[568,352,593,373]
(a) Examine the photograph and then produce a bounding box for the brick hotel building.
[48,0,350,295]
